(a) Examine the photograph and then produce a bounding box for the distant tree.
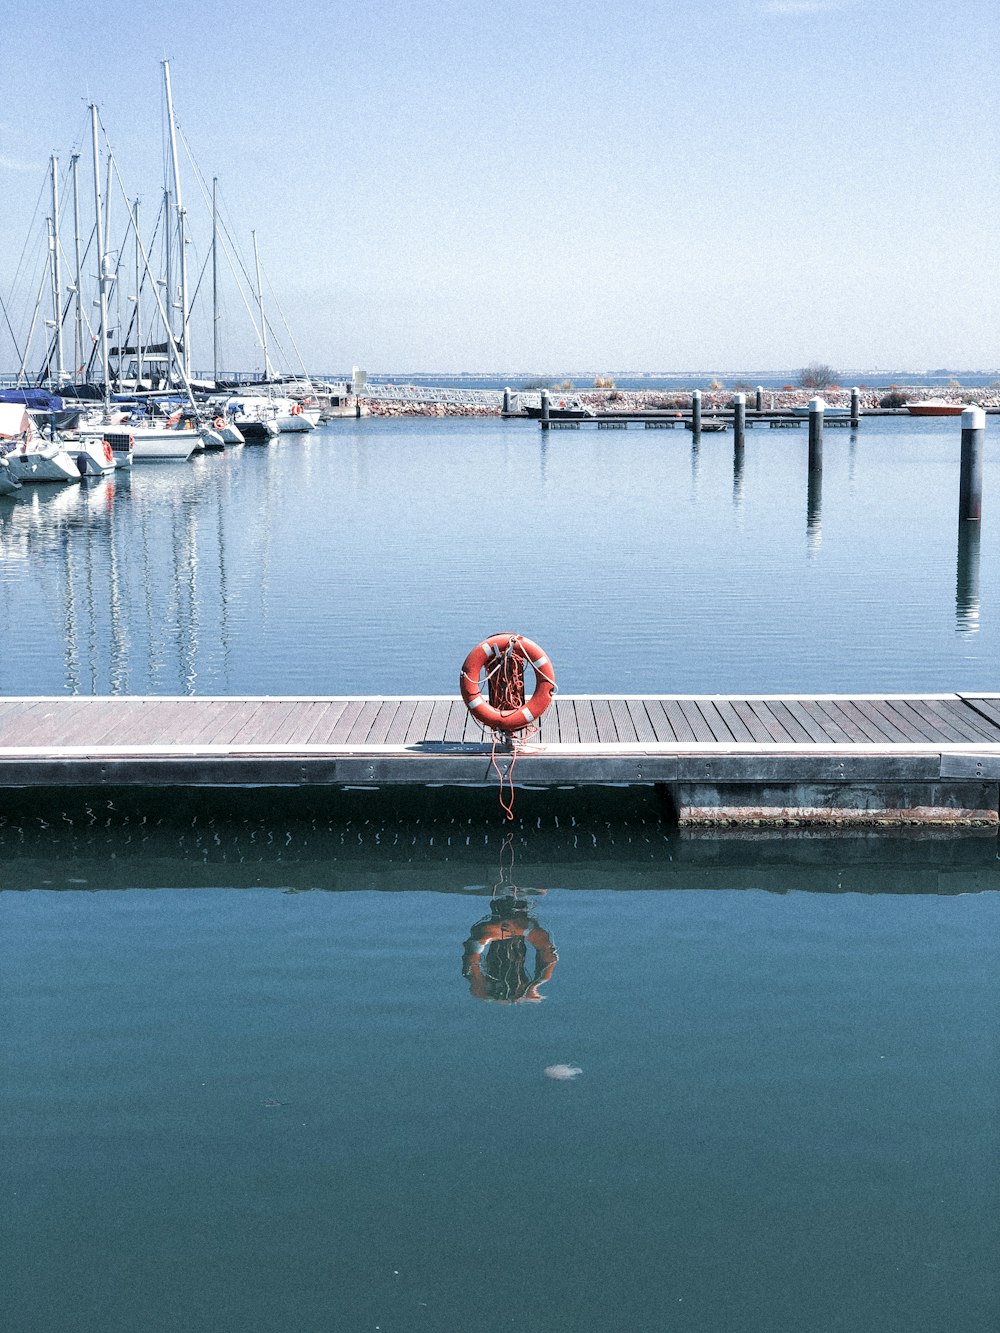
[799,363,837,389]
[708,378,723,391]
[556,380,575,391]
[521,378,553,390]
[879,389,909,408]
[594,374,616,389]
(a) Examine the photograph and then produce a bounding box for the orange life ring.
[460,633,556,734]
[291,403,302,415]
[102,440,114,463]
[214,417,225,430]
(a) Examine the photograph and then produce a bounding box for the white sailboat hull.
[81,426,198,461]
[5,444,81,483]
[0,458,21,493]
[276,409,317,432]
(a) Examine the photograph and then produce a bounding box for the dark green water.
[2,793,998,1332]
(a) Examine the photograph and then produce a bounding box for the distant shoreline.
[361,383,1000,419]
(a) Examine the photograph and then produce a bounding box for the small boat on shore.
[906,400,965,416]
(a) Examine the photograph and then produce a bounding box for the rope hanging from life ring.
[460,633,556,820]
[460,633,556,734]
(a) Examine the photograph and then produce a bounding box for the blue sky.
[2,0,998,373]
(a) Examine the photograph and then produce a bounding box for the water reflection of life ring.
[460,633,556,734]
[103,440,114,463]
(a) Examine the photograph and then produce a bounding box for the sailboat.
[0,402,83,483]
[72,92,206,462]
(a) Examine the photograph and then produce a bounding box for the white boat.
[276,400,318,432]
[125,425,200,462]
[0,403,80,483]
[226,395,281,442]
[0,455,21,494]
[204,408,244,445]
[4,439,82,483]
[72,438,119,476]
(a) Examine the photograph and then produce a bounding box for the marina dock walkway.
[3,693,1000,825]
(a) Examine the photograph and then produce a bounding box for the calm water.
[2,418,999,1330]
[0,413,998,694]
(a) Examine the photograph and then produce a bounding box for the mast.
[49,155,65,384]
[90,104,111,409]
[163,60,190,380]
[212,176,219,384]
[70,153,83,382]
[134,198,143,388]
[163,185,172,386]
[252,229,272,380]
[104,151,116,388]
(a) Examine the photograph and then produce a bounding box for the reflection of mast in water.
[106,483,129,692]
[83,489,99,692]
[215,469,232,687]
[138,489,164,689]
[256,446,278,635]
[171,494,200,693]
[61,516,81,694]
[956,520,981,636]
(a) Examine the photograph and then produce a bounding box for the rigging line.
[173,143,268,364]
[0,288,25,369]
[186,243,212,324]
[261,262,311,381]
[101,125,198,409]
[39,212,101,382]
[5,164,49,312]
[119,203,166,359]
[18,260,52,385]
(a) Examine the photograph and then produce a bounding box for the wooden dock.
[3,693,1000,826]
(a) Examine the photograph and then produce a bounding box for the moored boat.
[0,403,80,483]
[906,400,966,416]
[0,454,21,494]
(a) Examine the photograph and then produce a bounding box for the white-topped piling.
[691,388,702,434]
[733,393,746,450]
[540,389,550,430]
[850,386,860,428]
[808,396,825,462]
[959,405,985,522]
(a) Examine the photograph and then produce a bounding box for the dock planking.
[3,693,1000,826]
